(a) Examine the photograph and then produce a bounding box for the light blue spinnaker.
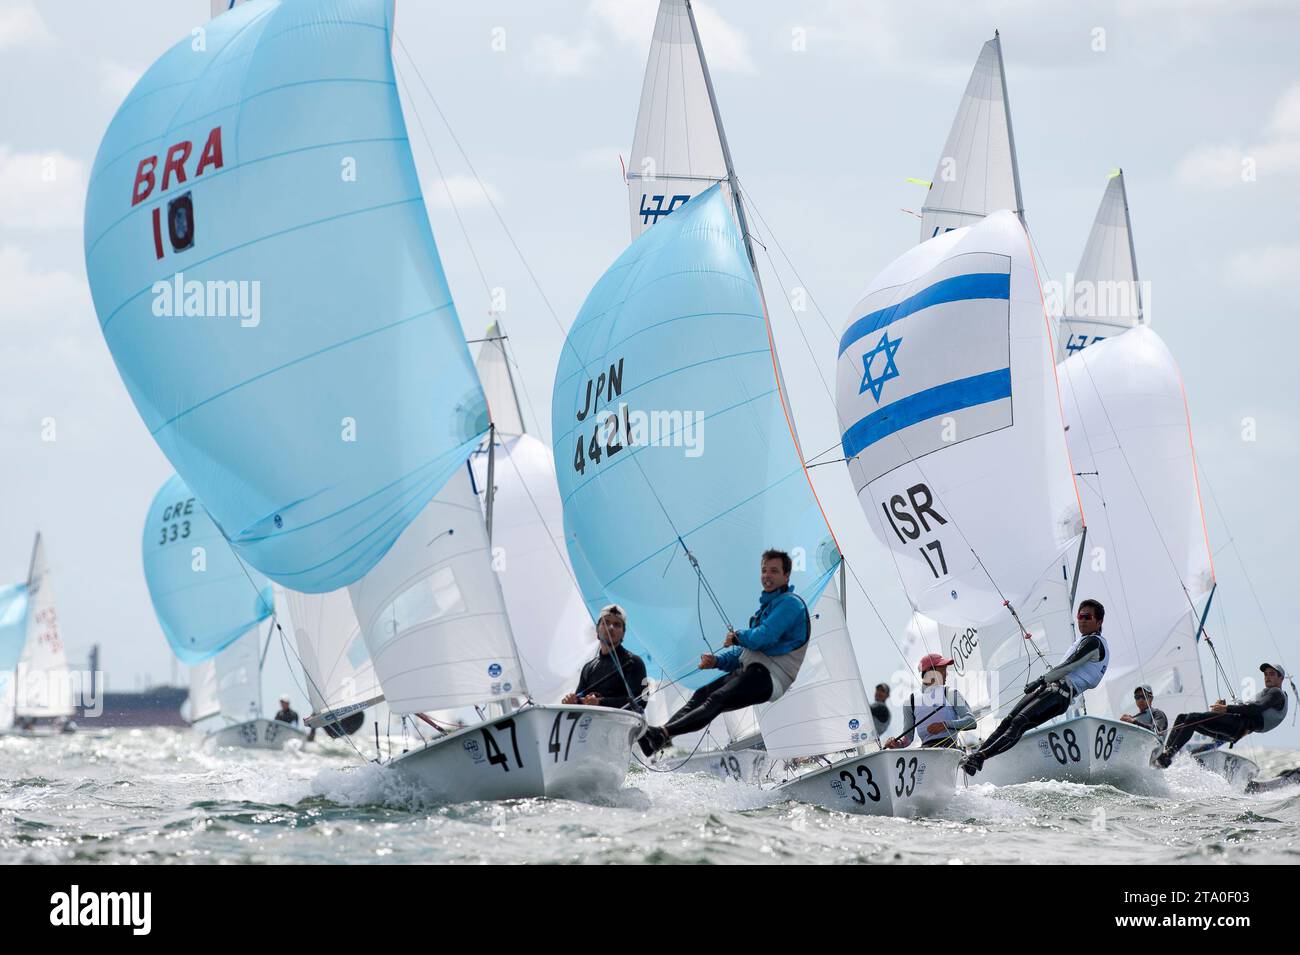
[552,186,838,688]
[0,584,28,673]
[143,474,274,665]
[84,0,487,592]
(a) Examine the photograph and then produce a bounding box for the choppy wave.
[1,729,1296,864]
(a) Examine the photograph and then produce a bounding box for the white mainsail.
[626,0,738,241]
[190,625,262,726]
[837,212,1081,630]
[15,534,74,719]
[920,33,1024,242]
[1059,170,1143,357]
[1059,327,1214,721]
[471,320,593,705]
[349,466,523,714]
[279,586,382,727]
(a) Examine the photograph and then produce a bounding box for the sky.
[1,0,1297,744]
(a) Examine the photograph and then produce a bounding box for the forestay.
[836,211,1081,629]
[1059,171,1143,358]
[626,0,737,239]
[84,0,487,592]
[920,34,1024,241]
[554,185,838,689]
[349,466,522,715]
[278,586,382,727]
[1059,328,1214,721]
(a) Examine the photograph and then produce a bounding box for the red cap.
[918,652,954,674]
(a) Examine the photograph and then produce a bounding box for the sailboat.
[85,0,640,800]
[836,208,1085,794]
[0,535,77,735]
[620,1,879,793]
[144,474,308,749]
[1057,174,1256,787]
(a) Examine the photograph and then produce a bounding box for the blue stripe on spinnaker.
[838,272,1010,357]
[841,369,1011,459]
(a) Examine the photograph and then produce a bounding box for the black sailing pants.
[663,664,773,738]
[1163,711,1252,758]
[976,682,1072,761]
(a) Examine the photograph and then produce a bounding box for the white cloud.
[0,1,52,50]
[534,0,753,78]
[1177,84,1300,187]
[0,244,86,324]
[0,146,87,230]
[530,32,601,77]
[426,173,503,208]
[1227,242,1300,289]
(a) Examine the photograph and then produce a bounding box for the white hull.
[977,716,1161,789]
[1193,749,1260,787]
[779,747,962,817]
[654,745,770,784]
[206,718,309,750]
[388,705,643,803]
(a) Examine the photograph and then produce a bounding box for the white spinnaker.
[471,435,593,705]
[475,319,526,439]
[15,534,74,718]
[757,586,873,759]
[1058,171,1143,357]
[279,586,382,724]
[627,0,737,240]
[836,211,1081,629]
[1059,327,1214,721]
[349,466,523,714]
[920,34,1024,242]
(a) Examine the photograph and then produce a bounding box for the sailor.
[1246,767,1300,794]
[870,683,892,737]
[885,654,976,749]
[1155,663,1289,768]
[960,599,1109,776]
[639,549,809,757]
[562,604,647,712]
[274,695,300,725]
[1120,684,1168,737]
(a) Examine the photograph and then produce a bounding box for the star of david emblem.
[858,331,902,403]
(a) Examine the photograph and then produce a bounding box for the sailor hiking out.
[1156,663,1289,768]
[960,599,1110,777]
[563,604,648,712]
[885,653,976,749]
[639,550,810,757]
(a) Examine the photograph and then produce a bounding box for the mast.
[992,31,1026,228]
[684,1,763,298]
[485,424,497,543]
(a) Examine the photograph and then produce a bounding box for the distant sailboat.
[0,535,76,734]
[144,474,307,750]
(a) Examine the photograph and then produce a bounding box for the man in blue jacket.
[638,549,810,757]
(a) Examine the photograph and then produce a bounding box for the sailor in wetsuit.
[960,599,1109,777]
[1120,684,1168,738]
[562,604,647,712]
[1156,663,1290,768]
[274,695,299,725]
[870,683,892,738]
